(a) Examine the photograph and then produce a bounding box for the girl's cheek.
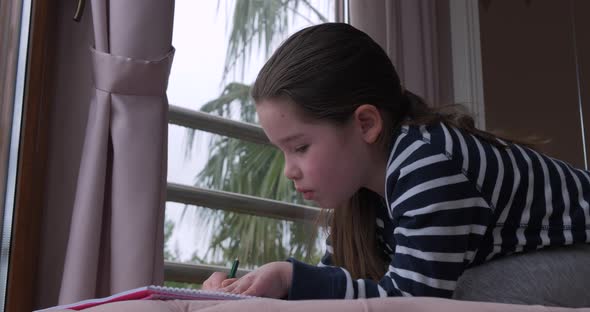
[303,154,318,173]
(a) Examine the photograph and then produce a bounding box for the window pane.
[166,0,336,273]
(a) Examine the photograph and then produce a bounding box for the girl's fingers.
[230,283,247,294]
[202,272,228,290]
[221,281,239,293]
[220,278,238,287]
[229,278,252,294]
[241,284,259,297]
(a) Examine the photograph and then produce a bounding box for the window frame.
[3,0,56,311]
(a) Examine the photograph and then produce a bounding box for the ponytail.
[400,90,548,149]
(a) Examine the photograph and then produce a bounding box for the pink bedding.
[54,297,589,312]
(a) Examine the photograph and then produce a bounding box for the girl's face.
[256,99,380,209]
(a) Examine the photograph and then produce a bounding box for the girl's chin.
[306,194,348,210]
[305,198,328,209]
[314,199,341,210]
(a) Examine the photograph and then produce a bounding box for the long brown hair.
[252,23,541,280]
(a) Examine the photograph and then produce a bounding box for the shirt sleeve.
[287,153,493,300]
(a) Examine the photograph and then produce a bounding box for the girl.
[202,23,590,300]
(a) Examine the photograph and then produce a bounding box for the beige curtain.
[58,0,174,305]
[349,0,454,106]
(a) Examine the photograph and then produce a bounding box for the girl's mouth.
[296,187,314,200]
[301,191,314,200]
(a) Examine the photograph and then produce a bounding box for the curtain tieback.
[90,47,175,96]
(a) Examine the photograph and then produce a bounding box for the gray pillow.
[454,244,590,308]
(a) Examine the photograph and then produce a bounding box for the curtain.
[58,0,174,304]
[349,0,454,106]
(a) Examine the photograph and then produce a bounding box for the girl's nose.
[284,160,301,181]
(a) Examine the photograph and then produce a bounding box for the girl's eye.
[294,145,309,153]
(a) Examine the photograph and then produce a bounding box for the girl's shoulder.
[390,122,450,156]
[396,121,505,159]
[387,122,452,173]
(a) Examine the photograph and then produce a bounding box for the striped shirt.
[287,122,590,300]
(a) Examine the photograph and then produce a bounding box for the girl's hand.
[202,272,237,290]
[220,261,293,298]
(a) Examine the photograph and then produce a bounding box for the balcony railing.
[166,106,320,284]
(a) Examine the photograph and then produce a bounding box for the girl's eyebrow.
[278,133,305,145]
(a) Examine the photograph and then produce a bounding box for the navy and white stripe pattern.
[287,122,590,300]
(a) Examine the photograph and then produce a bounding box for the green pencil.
[228,258,239,278]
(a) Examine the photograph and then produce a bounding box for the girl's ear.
[353,104,383,144]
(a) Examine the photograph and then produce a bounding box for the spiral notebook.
[36,285,255,311]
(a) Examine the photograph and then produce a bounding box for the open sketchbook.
[36,285,254,311]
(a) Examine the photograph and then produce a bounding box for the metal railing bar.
[168,105,270,145]
[167,183,321,223]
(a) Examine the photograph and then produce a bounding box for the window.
[165,0,342,286]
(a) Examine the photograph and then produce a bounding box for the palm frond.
[221,0,326,82]
[222,0,290,82]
